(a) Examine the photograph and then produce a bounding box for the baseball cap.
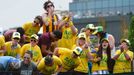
[92,26,103,35]
[12,32,20,39]
[78,33,86,39]
[31,34,39,40]
[121,39,130,46]
[86,24,95,30]
[73,47,82,56]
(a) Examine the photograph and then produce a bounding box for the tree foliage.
[128,16,134,51]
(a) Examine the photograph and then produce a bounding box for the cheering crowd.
[0,0,133,75]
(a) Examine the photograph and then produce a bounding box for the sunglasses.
[30,39,37,42]
[47,4,53,8]
[24,56,30,59]
[34,21,39,25]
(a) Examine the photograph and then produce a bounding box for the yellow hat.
[121,39,130,46]
[31,34,39,40]
[73,47,82,56]
[12,32,20,39]
[78,33,86,39]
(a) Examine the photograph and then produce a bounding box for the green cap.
[86,24,95,30]
[93,26,103,35]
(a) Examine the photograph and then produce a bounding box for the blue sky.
[0,0,72,30]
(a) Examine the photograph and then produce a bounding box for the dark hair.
[43,0,54,10]
[25,50,33,58]
[16,27,25,37]
[98,31,107,44]
[45,54,53,65]
[97,40,111,70]
[53,30,62,39]
[35,15,43,27]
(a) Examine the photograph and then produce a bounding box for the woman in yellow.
[73,33,93,75]
[21,34,42,64]
[58,15,78,49]
[92,38,113,74]
[113,39,133,73]
[37,54,62,75]
[22,15,43,43]
[4,32,21,58]
[54,47,82,75]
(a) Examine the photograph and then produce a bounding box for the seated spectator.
[113,39,133,73]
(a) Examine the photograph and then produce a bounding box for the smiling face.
[23,53,32,64]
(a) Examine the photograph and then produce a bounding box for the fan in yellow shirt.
[21,34,42,64]
[5,32,21,58]
[54,47,82,75]
[37,54,62,75]
[73,33,93,75]
[113,39,133,73]
[58,15,78,49]
[0,35,6,56]
[22,15,43,43]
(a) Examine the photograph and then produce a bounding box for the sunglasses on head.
[47,4,53,8]
[30,39,37,42]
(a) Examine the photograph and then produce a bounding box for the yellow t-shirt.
[91,49,99,72]
[114,50,133,73]
[5,41,21,58]
[58,26,77,49]
[37,55,62,75]
[22,22,40,42]
[74,47,90,73]
[57,48,80,72]
[21,43,42,63]
[0,36,5,56]
[99,53,108,70]
[83,32,90,44]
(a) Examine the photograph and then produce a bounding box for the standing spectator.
[92,38,113,74]
[20,50,37,75]
[21,34,42,64]
[37,54,62,75]
[38,30,62,57]
[58,15,78,49]
[113,39,133,73]
[4,32,21,58]
[54,47,82,75]
[72,33,93,75]
[22,15,43,43]
[42,0,59,33]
